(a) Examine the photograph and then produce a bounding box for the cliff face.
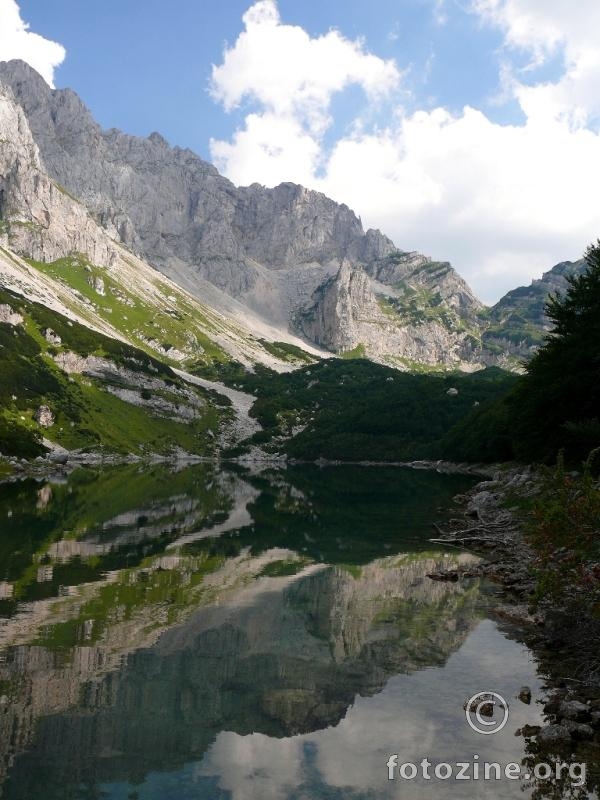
[0,62,393,302]
[0,78,325,372]
[296,259,484,367]
[0,80,120,267]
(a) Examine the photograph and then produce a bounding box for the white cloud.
[210,0,400,137]
[211,112,323,187]
[0,0,65,87]
[472,0,600,127]
[433,0,449,26]
[211,1,600,302]
[322,107,600,300]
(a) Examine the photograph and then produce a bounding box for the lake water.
[0,463,572,799]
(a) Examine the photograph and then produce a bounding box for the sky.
[1,1,600,302]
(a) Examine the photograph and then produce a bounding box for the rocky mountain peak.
[0,79,41,170]
[1,60,577,372]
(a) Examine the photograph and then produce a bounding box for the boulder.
[466,490,496,519]
[519,724,541,737]
[518,686,532,704]
[44,328,62,345]
[537,724,572,748]
[563,720,594,740]
[559,700,590,722]
[35,405,55,428]
[0,303,23,325]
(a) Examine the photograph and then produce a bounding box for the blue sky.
[3,0,600,301]
[19,0,534,156]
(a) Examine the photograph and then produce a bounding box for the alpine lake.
[0,462,586,799]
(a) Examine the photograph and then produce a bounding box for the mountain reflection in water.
[0,464,550,799]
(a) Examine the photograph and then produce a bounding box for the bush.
[527,451,600,605]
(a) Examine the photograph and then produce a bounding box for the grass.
[24,254,231,366]
[341,343,366,359]
[0,285,222,458]
[378,287,481,342]
[258,339,315,364]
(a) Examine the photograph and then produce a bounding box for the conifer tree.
[513,241,600,462]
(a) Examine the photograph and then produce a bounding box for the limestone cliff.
[0,60,489,369]
[0,78,321,371]
[297,259,483,368]
[0,60,584,371]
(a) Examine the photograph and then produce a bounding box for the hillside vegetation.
[447,242,600,465]
[197,359,517,461]
[0,286,225,459]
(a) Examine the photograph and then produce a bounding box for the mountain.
[0,69,331,367]
[0,72,324,462]
[482,259,588,363]
[0,59,488,370]
[0,61,582,380]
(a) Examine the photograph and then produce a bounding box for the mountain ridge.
[0,59,489,370]
[0,58,589,373]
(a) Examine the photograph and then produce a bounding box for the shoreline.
[0,450,502,485]
[430,466,600,759]
[0,449,506,486]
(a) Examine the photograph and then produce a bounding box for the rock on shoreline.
[431,465,600,755]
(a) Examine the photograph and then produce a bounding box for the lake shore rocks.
[433,466,600,759]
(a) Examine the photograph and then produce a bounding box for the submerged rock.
[559,700,590,722]
[517,724,541,737]
[518,686,532,704]
[562,720,594,740]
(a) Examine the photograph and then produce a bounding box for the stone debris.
[0,304,23,325]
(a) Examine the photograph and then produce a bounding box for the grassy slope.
[0,285,223,459]
[22,253,316,370]
[26,254,231,364]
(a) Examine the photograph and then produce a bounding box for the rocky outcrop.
[0,303,23,325]
[0,79,120,267]
[34,404,54,427]
[296,260,380,352]
[296,260,483,367]
[481,259,588,365]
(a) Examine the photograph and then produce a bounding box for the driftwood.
[429,513,524,560]
[430,535,512,546]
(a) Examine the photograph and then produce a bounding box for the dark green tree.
[513,240,600,462]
